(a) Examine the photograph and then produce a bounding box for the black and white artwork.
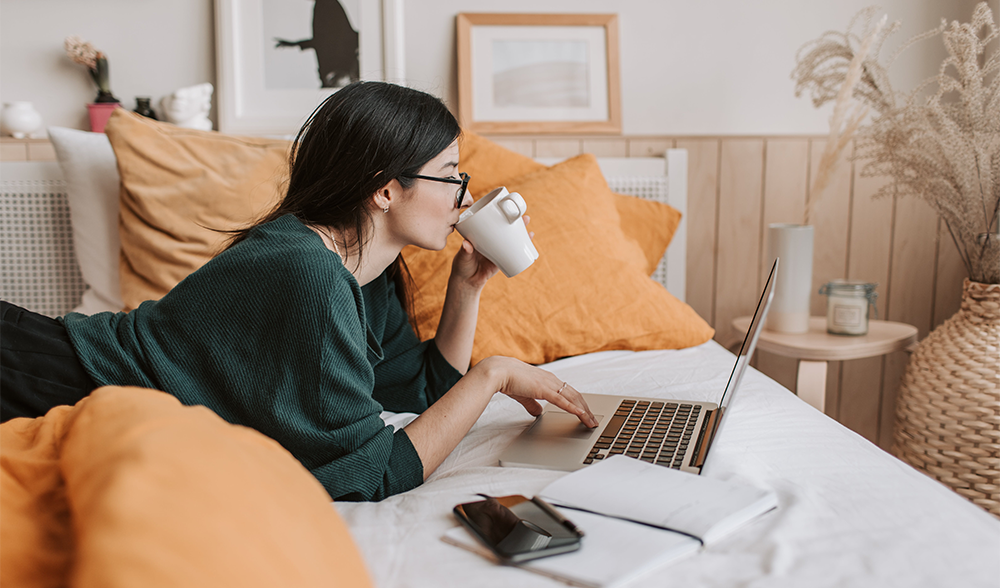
[263,0,360,89]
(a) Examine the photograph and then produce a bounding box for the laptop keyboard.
[584,400,702,469]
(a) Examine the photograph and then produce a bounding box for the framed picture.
[215,0,405,136]
[457,13,621,135]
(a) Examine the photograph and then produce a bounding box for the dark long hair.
[228,81,460,323]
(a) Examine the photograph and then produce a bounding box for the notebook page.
[539,455,777,544]
[443,506,698,588]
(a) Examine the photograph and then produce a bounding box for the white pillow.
[47,127,124,314]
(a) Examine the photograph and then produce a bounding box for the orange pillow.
[0,387,373,588]
[403,154,713,365]
[458,131,546,198]
[105,110,290,310]
[458,131,681,275]
[612,192,681,276]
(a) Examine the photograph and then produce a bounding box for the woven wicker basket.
[894,279,1000,517]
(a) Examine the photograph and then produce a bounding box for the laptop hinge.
[692,407,724,467]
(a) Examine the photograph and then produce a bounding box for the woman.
[1,81,597,501]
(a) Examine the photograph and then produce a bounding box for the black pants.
[1,301,97,422]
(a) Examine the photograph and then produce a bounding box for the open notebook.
[444,456,778,588]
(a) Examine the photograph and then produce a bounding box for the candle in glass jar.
[819,280,878,335]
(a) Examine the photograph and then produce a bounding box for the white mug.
[455,186,539,278]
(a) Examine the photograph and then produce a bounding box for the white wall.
[0,0,988,135]
[0,0,215,131]
[402,0,985,135]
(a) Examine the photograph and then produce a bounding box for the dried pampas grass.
[793,3,1000,284]
[796,13,886,225]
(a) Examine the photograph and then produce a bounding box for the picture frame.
[215,0,405,136]
[456,13,621,135]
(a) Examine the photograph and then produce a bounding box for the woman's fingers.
[452,239,500,287]
[519,378,596,428]
[547,382,598,427]
[513,396,544,416]
[486,357,597,428]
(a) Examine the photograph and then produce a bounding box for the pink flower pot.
[87,102,120,133]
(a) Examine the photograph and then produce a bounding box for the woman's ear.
[372,178,401,212]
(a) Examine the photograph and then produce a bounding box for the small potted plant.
[64,36,120,132]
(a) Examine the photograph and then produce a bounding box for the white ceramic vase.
[766,223,814,333]
[1,102,43,138]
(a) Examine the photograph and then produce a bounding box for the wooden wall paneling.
[677,138,720,325]
[0,138,58,162]
[26,142,56,161]
[582,138,628,157]
[876,193,940,449]
[0,140,28,161]
[841,357,884,444]
[760,138,810,263]
[838,167,895,442]
[487,137,534,158]
[887,196,939,337]
[808,138,854,317]
[826,361,842,420]
[846,172,894,311]
[533,139,584,159]
[756,351,799,393]
[629,138,673,157]
[880,351,910,451]
[714,139,765,347]
[756,138,811,394]
[932,218,969,329]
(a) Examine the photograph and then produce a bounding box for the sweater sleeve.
[299,272,429,502]
[66,216,430,503]
[368,279,463,414]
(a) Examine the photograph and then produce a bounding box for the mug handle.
[499,192,527,223]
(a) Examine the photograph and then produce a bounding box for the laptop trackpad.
[526,412,604,440]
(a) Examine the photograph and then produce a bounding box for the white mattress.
[336,341,1000,587]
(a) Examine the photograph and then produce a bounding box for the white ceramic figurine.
[160,83,213,131]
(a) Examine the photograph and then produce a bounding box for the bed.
[342,344,1000,587]
[1,111,997,588]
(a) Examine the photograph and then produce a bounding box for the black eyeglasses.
[403,172,471,208]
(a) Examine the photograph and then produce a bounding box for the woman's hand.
[402,352,596,481]
[477,356,598,428]
[435,216,533,375]
[449,215,532,291]
[450,239,499,291]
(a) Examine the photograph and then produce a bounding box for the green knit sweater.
[62,215,463,501]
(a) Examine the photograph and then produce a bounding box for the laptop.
[499,258,778,475]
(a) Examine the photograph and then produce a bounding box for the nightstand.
[731,316,918,412]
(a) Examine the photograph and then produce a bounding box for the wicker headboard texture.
[1,162,85,317]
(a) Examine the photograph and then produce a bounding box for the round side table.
[731,316,918,412]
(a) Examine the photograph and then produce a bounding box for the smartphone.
[453,494,583,564]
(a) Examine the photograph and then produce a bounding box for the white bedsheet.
[337,341,1000,588]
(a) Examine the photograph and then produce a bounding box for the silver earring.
[383,206,389,213]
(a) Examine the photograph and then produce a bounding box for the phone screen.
[454,495,582,563]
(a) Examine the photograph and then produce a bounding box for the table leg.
[796,360,828,413]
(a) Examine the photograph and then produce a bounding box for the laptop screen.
[717,258,778,411]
